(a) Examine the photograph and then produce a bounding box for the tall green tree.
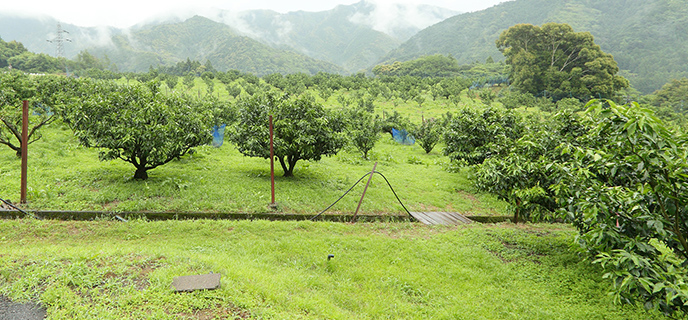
[231,92,346,177]
[496,23,629,101]
[60,80,213,180]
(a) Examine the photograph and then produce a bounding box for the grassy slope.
[0,79,506,215]
[0,220,669,319]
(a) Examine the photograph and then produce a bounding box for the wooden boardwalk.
[410,212,473,225]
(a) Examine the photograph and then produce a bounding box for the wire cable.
[310,170,415,221]
[0,197,41,220]
[373,171,413,218]
[310,172,370,221]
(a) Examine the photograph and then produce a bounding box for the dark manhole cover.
[0,295,46,320]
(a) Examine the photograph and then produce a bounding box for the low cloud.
[348,0,458,39]
[75,26,115,48]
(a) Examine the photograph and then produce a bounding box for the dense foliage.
[59,80,216,180]
[556,100,688,316]
[648,78,688,115]
[443,106,524,165]
[0,72,59,156]
[412,118,441,154]
[466,99,688,316]
[496,23,629,101]
[384,0,688,94]
[230,91,346,177]
[373,55,462,77]
[345,106,381,159]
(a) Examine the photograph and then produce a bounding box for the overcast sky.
[2,0,509,28]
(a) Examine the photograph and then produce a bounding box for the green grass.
[0,119,505,215]
[0,220,668,319]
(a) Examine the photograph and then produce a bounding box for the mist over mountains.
[1,0,687,93]
[0,1,458,74]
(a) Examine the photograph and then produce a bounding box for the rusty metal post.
[352,162,377,223]
[269,115,275,205]
[20,100,28,204]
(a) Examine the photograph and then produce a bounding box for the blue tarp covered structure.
[212,124,226,148]
[392,128,415,145]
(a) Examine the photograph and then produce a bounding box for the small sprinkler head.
[327,254,334,261]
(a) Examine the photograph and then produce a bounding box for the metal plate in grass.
[171,273,221,292]
[0,295,46,320]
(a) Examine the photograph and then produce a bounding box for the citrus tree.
[231,91,346,177]
[60,79,214,180]
[0,72,58,157]
[443,106,524,165]
[345,106,381,159]
[557,100,688,316]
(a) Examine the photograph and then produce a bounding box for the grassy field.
[0,117,505,216]
[0,79,672,319]
[0,219,670,319]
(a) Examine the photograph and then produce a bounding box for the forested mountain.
[382,0,688,93]
[2,0,687,90]
[80,16,344,75]
[0,14,343,75]
[218,1,457,72]
[0,2,457,74]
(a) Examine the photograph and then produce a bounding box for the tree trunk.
[278,156,291,177]
[134,167,148,180]
[278,155,298,177]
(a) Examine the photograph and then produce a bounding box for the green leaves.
[497,22,628,101]
[60,79,213,180]
[0,72,58,156]
[443,106,524,165]
[230,91,346,177]
[560,99,688,316]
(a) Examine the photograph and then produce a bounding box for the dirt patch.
[0,295,46,320]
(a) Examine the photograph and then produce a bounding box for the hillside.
[85,16,344,75]
[382,0,688,93]
[0,2,457,75]
[220,1,458,73]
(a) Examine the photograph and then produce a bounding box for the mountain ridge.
[381,0,688,93]
[0,1,458,74]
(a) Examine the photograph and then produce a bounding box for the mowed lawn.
[0,219,669,319]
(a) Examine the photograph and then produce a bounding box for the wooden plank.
[429,212,454,225]
[410,212,434,225]
[438,213,461,225]
[425,212,448,225]
[452,213,474,224]
[412,212,442,225]
[411,212,474,225]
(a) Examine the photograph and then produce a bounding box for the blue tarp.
[392,128,415,145]
[212,124,226,148]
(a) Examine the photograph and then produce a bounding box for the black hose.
[311,170,414,221]
[310,172,370,221]
[0,198,41,220]
[373,171,413,218]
